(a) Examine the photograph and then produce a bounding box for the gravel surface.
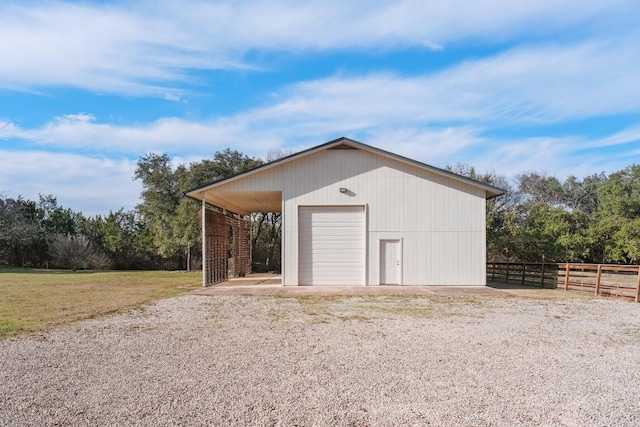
[1,292,640,426]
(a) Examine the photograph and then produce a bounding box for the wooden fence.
[487,262,559,289]
[487,261,640,302]
[559,263,640,302]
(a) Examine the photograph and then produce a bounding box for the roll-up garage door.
[298,206,365,286]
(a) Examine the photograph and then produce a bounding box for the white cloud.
[1,15,639,216]
[364,127,485,165]
[59,113,95,123]
[0,150,140,216]
[587,126,640,148]
[251,37,640,127]
[2,125,638,215]
[0,0,638,95]
[3,36,640,160]
[2,1,639,215]
[163,93,182,102]
[0,121,21,137]
[466,134,640,180]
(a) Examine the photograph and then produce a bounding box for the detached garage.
[186,137,503,287]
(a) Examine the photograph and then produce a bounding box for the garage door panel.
[301,256,364,265]
[301,270,364,277]
[300,247,364,255]
[300,245,364,255]
[299,206,365,286]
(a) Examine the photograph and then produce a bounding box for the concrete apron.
[192,276,512,297]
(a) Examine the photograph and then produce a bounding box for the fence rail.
[559,263,640,302]
[487,261,640,302]
[487,262,559,289]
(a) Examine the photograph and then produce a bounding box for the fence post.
[595,264,602,296]
[505,262,510,284]
[540,261,545,288]
[564,264,570,291]
[492,263,496,281]
[521,262,526,285]
[635,266,640,303]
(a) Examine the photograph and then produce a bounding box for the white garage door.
[298,206,365,286]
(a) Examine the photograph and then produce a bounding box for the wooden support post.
[595,264,602,296]
[635,266,640,303]
[201,194,206,288]
[505,262,510,284]
[521,262,526,285]
[540,261,545,288]
[249,214,253,275]
[564,264,570,291]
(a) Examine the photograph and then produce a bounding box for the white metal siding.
[217,148,488,286]
[298,206,365,286]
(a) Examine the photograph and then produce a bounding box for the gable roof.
[185,137,505,208]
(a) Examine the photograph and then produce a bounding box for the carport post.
[201,193,206,288]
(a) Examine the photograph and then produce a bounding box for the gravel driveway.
[1,292,639,426]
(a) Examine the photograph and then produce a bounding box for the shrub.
[52,234,115,271]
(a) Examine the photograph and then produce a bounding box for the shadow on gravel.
[486,280,553,290]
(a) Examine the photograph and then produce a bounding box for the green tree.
[37,195,83,266]
[0,197,42,266]
[513,173,597,262]
[446,164,518,261]
[134,153,181,261]
[593,165,640,263]
[95,209,152,269]
[134,149,263,270]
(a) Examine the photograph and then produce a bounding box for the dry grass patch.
[280,295,438,321]
[0,269,200,339]
[487,282,599,301]
[358,301,433,318]
[262,288,604,325]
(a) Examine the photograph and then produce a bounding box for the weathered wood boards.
[203,209,251,286]
[559,263,640,301]
[487,261,640,302]
[488,262,559,289]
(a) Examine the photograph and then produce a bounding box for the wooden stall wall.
[203,209,251,286]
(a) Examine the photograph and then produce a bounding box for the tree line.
[450,164,640,264]
[1,150,639,270]
[0,148,283,271]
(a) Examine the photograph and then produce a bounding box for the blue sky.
[1,0,640,215]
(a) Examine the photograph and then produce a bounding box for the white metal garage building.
[186,137,503,286]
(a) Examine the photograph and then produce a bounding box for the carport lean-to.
[194,190,282,287]
[186,137,503,287]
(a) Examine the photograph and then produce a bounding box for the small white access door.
[380,239,401,285]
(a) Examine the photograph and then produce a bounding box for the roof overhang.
[187,190,281,215]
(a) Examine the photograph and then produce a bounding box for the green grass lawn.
[0,269,201,339]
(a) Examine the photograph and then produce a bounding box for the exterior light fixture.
[339,188,347,193]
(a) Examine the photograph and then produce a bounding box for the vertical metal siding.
[215,148,487,286]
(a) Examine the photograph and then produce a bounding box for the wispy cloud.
[0,0,637,95]
[0,150,140,216]
[5,36,639,155]
[3,127,635,215]
[253,37,640,127]
[0,115,284,156]
[586,125,640,148]
[2,1,640,215]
